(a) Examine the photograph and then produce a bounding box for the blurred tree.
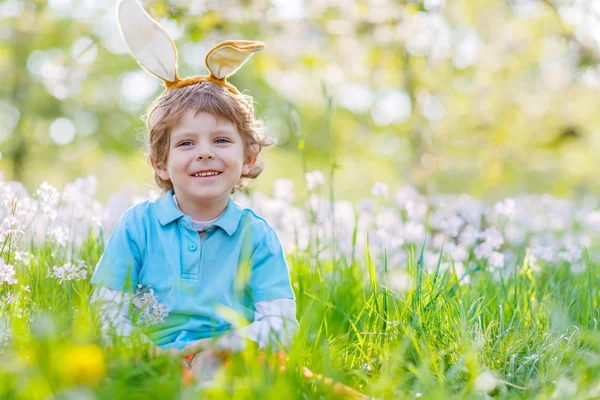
[1,0,600,199]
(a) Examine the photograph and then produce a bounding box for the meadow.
[1,176,599,399]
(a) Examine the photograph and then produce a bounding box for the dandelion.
[59,344,107,386]
[371,182,388,198]
[305,170,325,191]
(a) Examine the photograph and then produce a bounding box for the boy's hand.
[181,338,212,356]
[148,343,190,369]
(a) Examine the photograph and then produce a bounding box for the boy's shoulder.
[237,203,276,237]
[121,198,156,220]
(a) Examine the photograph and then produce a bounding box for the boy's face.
[154,109,255,207]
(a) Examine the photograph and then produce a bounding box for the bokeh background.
[1,0,600,203]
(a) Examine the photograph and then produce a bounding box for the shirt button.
[188,244,197,252]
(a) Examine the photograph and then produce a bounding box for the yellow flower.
[59,344,106,386]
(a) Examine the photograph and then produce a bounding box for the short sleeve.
[248,228,295,303]
[91,211,142,293]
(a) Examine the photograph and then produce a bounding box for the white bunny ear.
[206,40,266,80]
[117,0,178,82]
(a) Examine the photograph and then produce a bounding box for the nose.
[195,146,215,160]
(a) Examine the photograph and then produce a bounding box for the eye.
[178,141,193,146]
[215,138,231,144]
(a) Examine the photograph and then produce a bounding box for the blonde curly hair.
[144,82,274,194]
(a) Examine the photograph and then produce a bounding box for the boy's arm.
[183,298,298,355]
[91,286,152,344]
[236,298,299,349]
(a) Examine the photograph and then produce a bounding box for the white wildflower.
[494,198,516,219]
[405,199,428,222]
[13,251,32,264]
[524,251,541,273]
[447,243,468,262]
[371,182,388,198]
[0,215,24,243]
[305,170,325,191]
[403,222,426,244]
[0,259,17,285]
[558,244,581,264]
[273,179,295,203]
[387,269,412,294]
[50,260,88,283]
[133,284,170,328]
[47,225,70,247]
[459,225,479,248]
[551,377,577,398]
[487,251,505,270]
[474,242,494,260]
[474,370,500,392]
[504,223,526,246]
[479,228,504,249]
[35,181,60,219]
[529,245,555,263]
[394,186,419,207]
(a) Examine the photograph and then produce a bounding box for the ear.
[150,156,170,181]
[206,40,266,80]
[242,144,259,175]
[117,0,178,82]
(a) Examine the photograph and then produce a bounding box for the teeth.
[193,171,221,177]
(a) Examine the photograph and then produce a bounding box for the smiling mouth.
[191,171,222,178]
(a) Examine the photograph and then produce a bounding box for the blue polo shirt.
[91,189,295,350]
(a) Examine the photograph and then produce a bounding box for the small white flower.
[487,251,505,270]
[494,198,516,219]
[273,179,295,203]
[371,182,388,198]
[387,269,412,294]
[133,285,171,327]
[459,225,479,248]
[305,170,325,191]
[479,228,504,249]
[50,260,88,283]
[35,181,60,218]
[0,259,17,285]
[474,242,494,260]
[0,215,24,243]
[47,226,70,247]
[474,370,500,392]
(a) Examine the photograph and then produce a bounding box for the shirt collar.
[155,190,243,236]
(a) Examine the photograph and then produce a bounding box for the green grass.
[1,231,599,399]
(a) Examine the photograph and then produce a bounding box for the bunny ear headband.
[117,0,265,94]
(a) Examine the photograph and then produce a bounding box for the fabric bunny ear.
[117,0,178,83]
[205,40,266,80]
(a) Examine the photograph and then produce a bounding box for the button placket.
[180,218,201,279]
